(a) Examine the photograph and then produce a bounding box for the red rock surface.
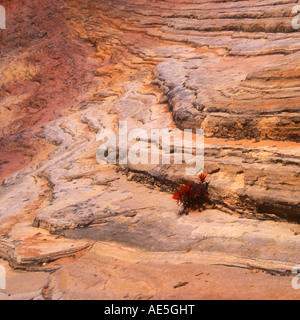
[0,0,299,300]
[0,0,96,182]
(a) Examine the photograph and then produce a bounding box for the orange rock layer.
[0,0,300,300]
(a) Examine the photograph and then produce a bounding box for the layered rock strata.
[0,0,299,299]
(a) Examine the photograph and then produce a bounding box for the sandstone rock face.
[0,0,299,299]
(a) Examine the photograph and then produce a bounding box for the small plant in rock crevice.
[173,174,210,215]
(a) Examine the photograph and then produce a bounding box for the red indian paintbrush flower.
[172,191,181,204]
[199,173,207,183]
[173,174,210,215]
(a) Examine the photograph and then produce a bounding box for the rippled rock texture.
[0,0,299,299]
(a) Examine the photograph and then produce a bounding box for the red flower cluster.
[199,173,207,183]
[173,174,210,215]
